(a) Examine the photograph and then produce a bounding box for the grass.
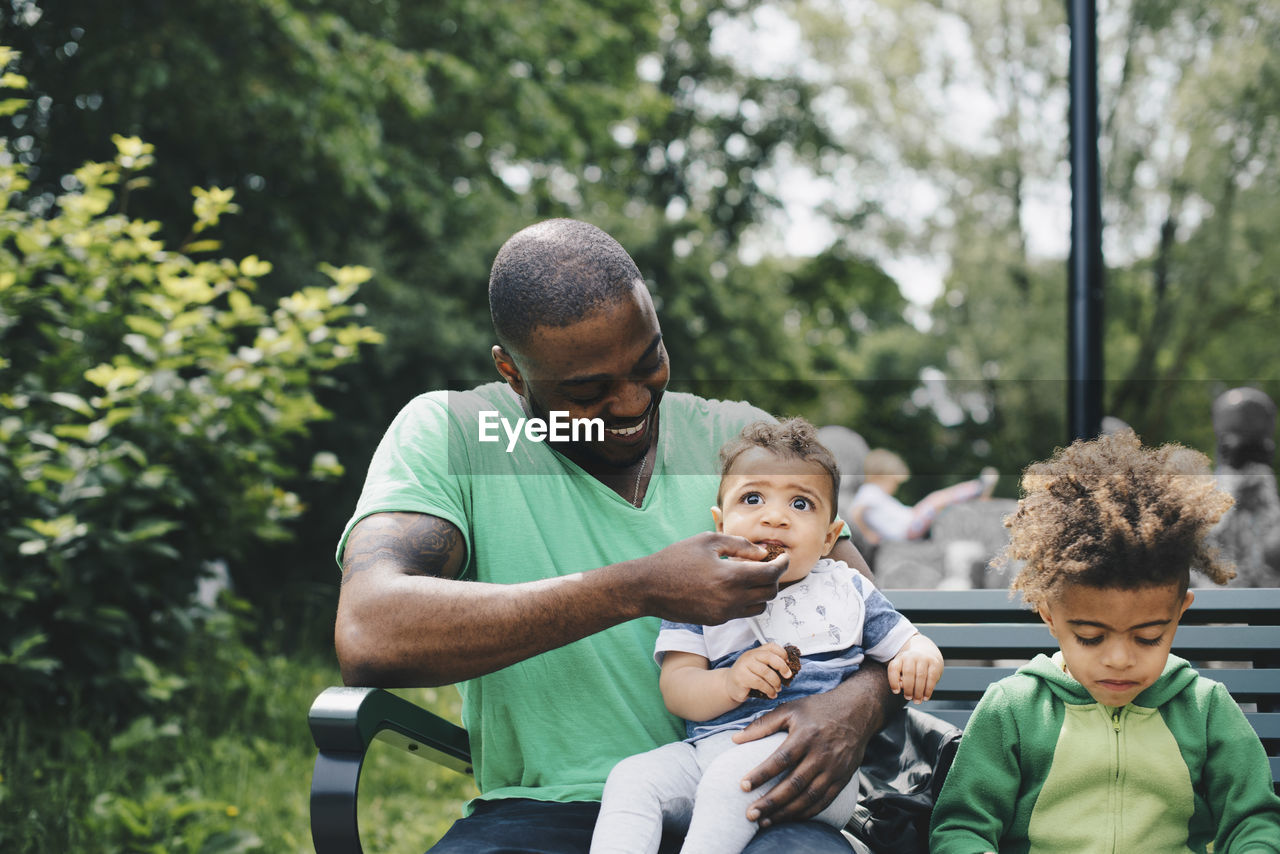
[0,637,477,853]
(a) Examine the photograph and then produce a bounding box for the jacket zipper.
[1111,706,1123,853]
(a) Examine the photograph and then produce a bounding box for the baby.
[590,418,943,854]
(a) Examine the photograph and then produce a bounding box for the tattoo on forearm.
[341,513,465,584]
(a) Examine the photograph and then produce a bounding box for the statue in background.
[1204,387,1280,587]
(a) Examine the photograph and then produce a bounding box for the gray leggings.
[589,731,859,854]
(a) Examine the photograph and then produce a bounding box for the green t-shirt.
[338,382,770,806]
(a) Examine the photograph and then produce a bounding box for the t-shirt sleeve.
[654,620,710,666]
[855,573,918,661]
[334,393,472,570]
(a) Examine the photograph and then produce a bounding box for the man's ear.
[710,506,724,532]
[492,345,525,396]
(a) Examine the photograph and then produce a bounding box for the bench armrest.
[308,686,471,854]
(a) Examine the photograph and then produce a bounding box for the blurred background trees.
[3,0,1277,849]
[3,0,1277,724]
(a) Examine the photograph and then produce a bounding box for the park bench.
[308,586,1280,854]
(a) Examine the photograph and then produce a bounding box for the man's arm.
[731,659,904,827]
[334,511,791,687]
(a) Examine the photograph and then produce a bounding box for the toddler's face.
[713,448,844,584]
[1038,582,1194,707]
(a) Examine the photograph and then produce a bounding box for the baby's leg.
[678,732,787,854]
[590,741,701,854]
[679,732,863,853]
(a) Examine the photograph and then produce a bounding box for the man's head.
[488,220,669,471]
[489,219,646,356]
[714,419,844,583]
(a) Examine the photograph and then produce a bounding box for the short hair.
[488,219,644,354]
[718,418,841,521]
[863,448,910,479]
[1000,430,1236,608]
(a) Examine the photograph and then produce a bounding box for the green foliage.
[0,55,383,716]
[0,622,472,854]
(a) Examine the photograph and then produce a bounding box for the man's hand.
[726,643,793,703]
[886,633,944,703]
[730,664,900,827]
[637,532,789,626]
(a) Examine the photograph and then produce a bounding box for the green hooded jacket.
[930,653,1280,853]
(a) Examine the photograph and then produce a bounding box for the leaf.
[49,392,96,417]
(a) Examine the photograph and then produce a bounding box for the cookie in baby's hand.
[748,643,803,699]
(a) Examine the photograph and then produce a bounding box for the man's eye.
[790,497,812,511]
[565,389,605,404]
[1075,635,1103,646]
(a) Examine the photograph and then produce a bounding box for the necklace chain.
[631,450,649,506]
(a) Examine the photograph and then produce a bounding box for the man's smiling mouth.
[607,422,646,437]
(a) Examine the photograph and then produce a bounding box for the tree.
[5,0,904,600]
[788,0,1280,476]
[0,50,382,713]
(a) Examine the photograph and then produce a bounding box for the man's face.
[713,448,844,584]
[1038,582,1193,707]
[495,282,669,471]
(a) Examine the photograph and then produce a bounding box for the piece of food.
[758,541,786,561]
[748,643,803,699]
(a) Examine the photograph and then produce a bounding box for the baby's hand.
[726,643,792,703]
[887,633,944,703]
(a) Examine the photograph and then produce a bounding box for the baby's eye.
[742,492,763,505]
[790,497,813,511]
[1075,634,1103,647]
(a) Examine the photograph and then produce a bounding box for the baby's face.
[713,448,844,583]
[1038,582,1194,707]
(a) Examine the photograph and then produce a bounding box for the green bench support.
[309,586,1280,852]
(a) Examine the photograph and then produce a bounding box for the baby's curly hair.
[718,418,841,521]
[1001,430,1236,608]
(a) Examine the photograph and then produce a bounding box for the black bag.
[845,707,961,854]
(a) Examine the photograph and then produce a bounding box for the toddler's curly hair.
[718,418,841,521]
[1001,430,1235,608]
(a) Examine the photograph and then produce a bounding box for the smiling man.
[334,219,898,854]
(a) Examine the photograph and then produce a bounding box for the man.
[334,219,901,853]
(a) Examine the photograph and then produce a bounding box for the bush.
[0,47,383,718]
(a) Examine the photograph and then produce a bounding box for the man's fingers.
[746,752,838,825]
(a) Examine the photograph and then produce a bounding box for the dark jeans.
[425,798,865,854]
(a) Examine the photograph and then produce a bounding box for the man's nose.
[608,381,650,418]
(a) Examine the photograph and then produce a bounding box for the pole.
[1068,0,1104,441]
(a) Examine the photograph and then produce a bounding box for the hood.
[1019,652,1199,709]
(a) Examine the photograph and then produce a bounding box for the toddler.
[591,418,944,854]
[930,430,1280,853]
[848,448,997,543]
